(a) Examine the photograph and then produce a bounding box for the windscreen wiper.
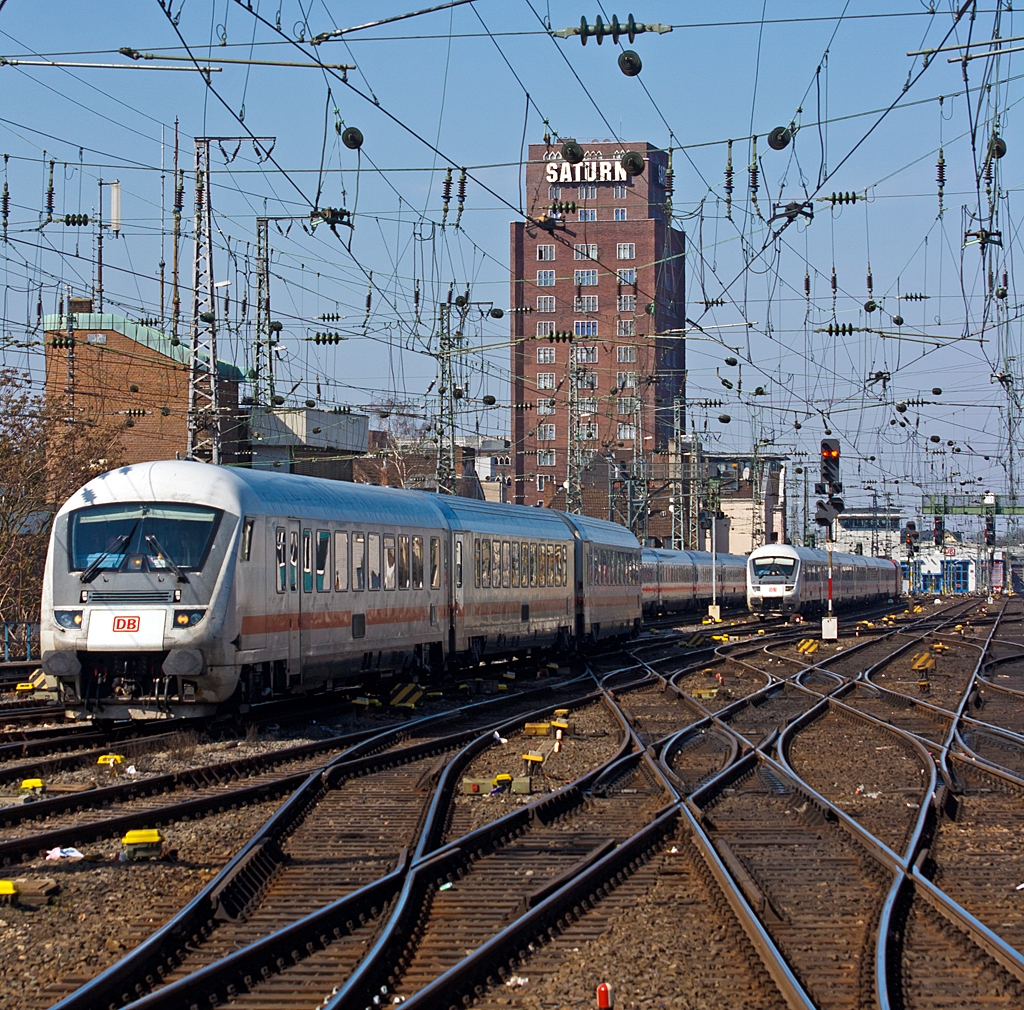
[80,531,132,584]
[145,533,190,583]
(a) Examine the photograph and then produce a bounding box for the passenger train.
[41,461,644,722]
[746,543,900,616]
[40,462,898,723]
[641,547,747,614]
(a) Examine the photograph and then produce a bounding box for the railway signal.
[820,438,842,492]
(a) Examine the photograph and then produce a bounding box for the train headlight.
[173,609,206,628]
[54,610,83,629]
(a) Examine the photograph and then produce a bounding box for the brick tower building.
[509,140,685,515]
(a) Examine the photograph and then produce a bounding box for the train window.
[276,527,286,593]
[412,537,423,589]
[352,533,366,591]
[289,531,299,592]
[430,537,440,589]
[397,535,410,590]
[482,539,492,588]
[383,535,397,590]
[370,532,382,585]
[554,544,563,586]
[491,541,500,588]
[334,532,348,591]
[562,545,569,586]
[511,542,520,586]
[502,541,511,588]
[315,531,330,592]
[455,540,464,589]
[241,518,254,561]
[529,543,537,587]
[547,543,555,586]
[302,531,313,593]
[474,539,481,588]
[521,542,529,587]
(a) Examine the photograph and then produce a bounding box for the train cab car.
[41,460,644,722]
[746,544,900,616]
[641,548,747,614]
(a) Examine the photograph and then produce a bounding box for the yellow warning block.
[797,638,819,655]
[913,605,924,613]
[19,779,44,793]
[553,709,569,717]
[932,642,951,653]
[711,634,729,642]
[911,653,936,672]
[97,754,124,767]
[522,753,545,764]
[691,687,719,700]
[524,722,551,737]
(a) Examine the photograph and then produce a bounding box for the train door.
[287,519,302,684]
[450,532,466,654]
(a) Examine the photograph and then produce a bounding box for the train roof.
[57,461,641,547]
[642,547,748,566]
[746,543,898,568]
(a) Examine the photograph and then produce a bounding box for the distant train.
[746,544,900,616]
[41,461,644,722]
[641,547,747,614]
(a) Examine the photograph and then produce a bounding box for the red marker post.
[597,982,615,1008]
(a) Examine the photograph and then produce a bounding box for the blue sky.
[0,2,1020,529]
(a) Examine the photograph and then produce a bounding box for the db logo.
[113,616,140,633]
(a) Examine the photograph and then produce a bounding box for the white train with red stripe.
[746,543,901,615]
[640,548,747,614]
[40,461,642,722]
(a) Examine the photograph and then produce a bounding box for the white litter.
[505,975,529,987]
[126,765,137,776]
[1015,882,1024,891]
[45,847,84,861]
[493,731,508,745]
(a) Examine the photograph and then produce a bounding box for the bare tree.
[0,370,122,622]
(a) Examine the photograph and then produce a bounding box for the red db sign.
[113,616,140,633]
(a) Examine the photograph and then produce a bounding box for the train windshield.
[751,556,798,583]
[69,503,223,573]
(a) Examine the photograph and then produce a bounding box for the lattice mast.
[253,216,274,409]
[188,138,220,463]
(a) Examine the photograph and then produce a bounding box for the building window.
[578,423,599,440]
[574,243,598,260]
[548,184,561,200]
[574,295,597,313]
[537,398,555,415]
[614,208,628,222]
[537,474,550,491]
[537,346,555,364]
[536,295,555,312]
[617,293,636,312]
[618,397,637,414]
[574,321,598,338]
[574,269,598,286]
[616,243,635,259]
[537,449,556,466]
[613,183,628,199]
[537,244,555,261]
[617,345,636,363]
[617,371,637,388]
[578,184,597,200]
[617,423,636,440]
[575,370,598,389]
[617,268,636,285]
[578,208,597,222]
[573,343,598,363]
[537,424,556,441]
[578,397,599,415]
[536,320,555,337]
[537,372,556,390]
[617,319,636,337]
[537,269,556,286]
